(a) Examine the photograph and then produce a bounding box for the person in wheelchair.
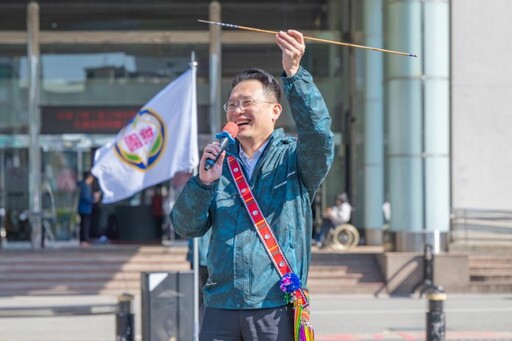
[316,193,352,248]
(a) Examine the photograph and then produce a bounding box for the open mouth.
[236,121,250,127]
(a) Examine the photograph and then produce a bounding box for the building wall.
[0,1,352,241]
[451,0,512,210]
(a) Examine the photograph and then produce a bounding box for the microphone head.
[222,122,239,138]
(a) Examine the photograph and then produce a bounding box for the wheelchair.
[325,223,360,250]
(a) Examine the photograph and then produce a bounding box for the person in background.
[151,185,164,240]
[316,193,352,248]
[77,171,100,247]
[171,29,334,340]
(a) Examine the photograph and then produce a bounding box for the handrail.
[450,208,512,245]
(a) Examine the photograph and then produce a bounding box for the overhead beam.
[0,30,339,45]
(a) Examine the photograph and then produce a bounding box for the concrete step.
[1,263,189,273]
[0,245,385,296]
[470,268,512,276]
[0,255,188,264]
[0,244,190,296]
[468,282,512,293]
[450,241,512,255]
[308,281,383,295]
[308,250,384,294]
[467,254,512,292]
[5,244,512,295]
[469,256,512,263]
[0,266,191,281]
[0,280,141,291]
[470,264,512,271]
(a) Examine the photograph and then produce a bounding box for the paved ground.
[311,294,512,340]
[0,293,511,340]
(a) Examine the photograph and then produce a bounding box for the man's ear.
[272,103,282,122]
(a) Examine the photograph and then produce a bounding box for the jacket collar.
[226,128,285,158]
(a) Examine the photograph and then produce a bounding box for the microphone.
[205,122,239,170]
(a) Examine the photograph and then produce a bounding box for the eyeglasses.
[223,99,275,113]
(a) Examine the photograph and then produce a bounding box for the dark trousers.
[79,213,91,242]
[200,305,294,341]
[317,218,335,245]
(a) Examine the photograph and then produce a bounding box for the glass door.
[41,149,82,241]
[1,148,30,241]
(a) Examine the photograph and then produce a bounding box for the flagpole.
[193,237,199,341]
[190,51,200,341]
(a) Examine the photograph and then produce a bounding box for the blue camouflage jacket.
[171,66,334,309]
[77,180,95,215]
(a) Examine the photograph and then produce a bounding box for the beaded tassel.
[293,299,314,341]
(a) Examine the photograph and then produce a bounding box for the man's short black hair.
[82,171,92,180]
[231,68,282,103]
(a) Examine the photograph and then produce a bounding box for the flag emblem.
[114,108,166,171]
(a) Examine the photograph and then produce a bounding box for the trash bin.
[141,271,194,341]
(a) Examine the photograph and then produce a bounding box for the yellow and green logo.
[114,109,166,171]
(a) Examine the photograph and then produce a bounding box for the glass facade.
[0,0,352,243]
[0,50,28,133]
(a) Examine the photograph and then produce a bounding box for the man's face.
[226,80,281,143]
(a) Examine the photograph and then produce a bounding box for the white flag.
[92,67,198,204]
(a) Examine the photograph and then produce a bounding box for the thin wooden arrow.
[198,19,417,58]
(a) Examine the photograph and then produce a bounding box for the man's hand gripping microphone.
[204,122,239,171]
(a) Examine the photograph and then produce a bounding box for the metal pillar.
[209,1,222,140]
[27,1,42,249]
[384,0,450,252]
[363,0,384,245]
[421,0,450,251]
[0,150,6,248]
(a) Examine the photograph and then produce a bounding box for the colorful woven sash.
[228,156,314,341]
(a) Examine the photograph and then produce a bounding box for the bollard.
[116,293,135,341]
[0,208,6,249]
[426,290,447,341]
[413,244,438,297]
[0,226,6,249]
[423,244,434,286]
